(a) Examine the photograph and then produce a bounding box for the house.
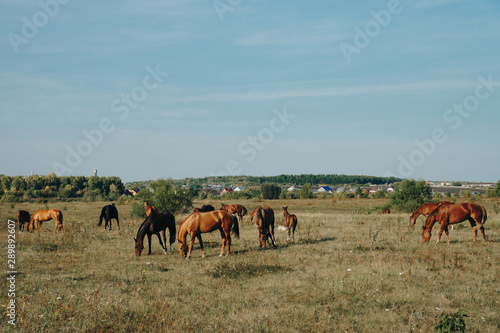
[124,189,139,196]
[221,188,233,195]
[287,186,301,192]
[233,186,246,192]
[317,186,333,194]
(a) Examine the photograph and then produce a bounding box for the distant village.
[124,181,496,198]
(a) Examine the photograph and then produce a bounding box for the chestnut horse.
[409,201,453,226]
[98,203,120,230]
[382,208,390,214]
[178,210,239,259]
[282,206,298,242]
[251,206,276,248]
[30,209,64,233]
[221,203,247,223]
[144,201,157,217]
[17,210,30,232]
[134,209,176,256]
[422,202,487,244]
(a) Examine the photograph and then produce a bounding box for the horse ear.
[133,238,137,242]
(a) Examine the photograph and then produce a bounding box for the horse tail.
[241,206,247,217]
[481,205,488,225]
[168,214,176,246]
[98,207,105,226]
[231,215,240,239]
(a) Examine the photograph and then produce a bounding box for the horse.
[282,206,298,242]
[221,203,247,223]
[98,203,120,230]
[252,206,276,248]
[382,208,391,214]
[409,201,453,226]
[17,210,31,232]
[193,204,215,213]
[30,209,64,233]
[422,202,487,244]
[134,209,176,256]
[178,210,239,259]
[144,200,157,217]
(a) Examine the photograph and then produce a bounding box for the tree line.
[180,174,401,187]
[0,174,124,202]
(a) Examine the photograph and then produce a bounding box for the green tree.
[150,178,192,214]
[300,183,314,199]
[261,184,282,199]
[390,179,432,213]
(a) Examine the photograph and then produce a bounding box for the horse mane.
[98,206,107,226]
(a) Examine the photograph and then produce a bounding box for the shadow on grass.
[207,262,293,279]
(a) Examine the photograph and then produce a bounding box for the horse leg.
[116,218,120,230]
[444,225,450,244]
[159,230,167,254]
[187,233,197,259]
[479,226,486,243]
[219,229,226,256]
[469,218,478,242]
[437,223,447,243]
[147,234,152,255]
[196,234,205,258]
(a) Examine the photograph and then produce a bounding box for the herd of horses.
[15,200,488,258]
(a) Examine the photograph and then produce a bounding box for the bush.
[261,184,282,200]
[434,310,468,333]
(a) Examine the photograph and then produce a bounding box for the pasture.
[1,198,499,332]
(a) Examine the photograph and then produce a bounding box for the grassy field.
[1,198,499,332]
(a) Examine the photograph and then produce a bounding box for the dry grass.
[1,198,499,332]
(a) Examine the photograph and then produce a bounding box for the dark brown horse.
[282,206,298,242]
[134,209,176,256]
[193,204,215,213]
[221,203,247,223]
[422,202,487,244]
[409,201,453,226]
[251,206,276,248]
[98,203,120,230]
[17,210,30,232]
[144,201,157,217]
[30,209,64,233]
[178,210,239,259]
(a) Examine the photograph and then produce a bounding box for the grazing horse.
[382,208,391,214]
[193,204,215,213]
[98,203,121,230]
[30,209,64,233]
[422,202,487,244]
[221,203,247,223]
[17,210,31,232]
[144,201,157,217]
[409,201,453,226]
[252,206,276,248]
[282,206,298,242]
[134,209,176,256]
[178,210,239,259]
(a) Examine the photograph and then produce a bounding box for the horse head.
[178,240,188,258]
[421,226,432,243]
[134,238,144,256]
[282,206,288,217]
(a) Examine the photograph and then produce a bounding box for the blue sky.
[1,0,499,183]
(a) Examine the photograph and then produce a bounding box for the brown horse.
[30,209,64,233]
[221,203,247,223]
[178,210,239,259]
[134,209,176,256]
[282,206,298,242]
[252,206,276,248]
[422,202,487,244]
[144,201,157,217]
[382,208,390,214]
[409,201,453,226]
[17,210,31,232]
